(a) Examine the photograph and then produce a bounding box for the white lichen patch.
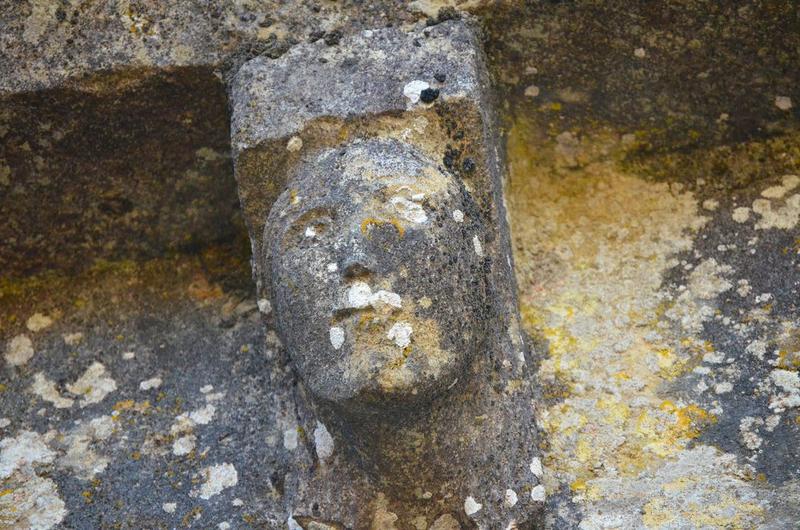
[504,489,518,508]
[26,313,53,332]
[667,258,733,333]
[345,282,402,310]
[5,334,34,366]
[283,428,298,450]
[204,391,225,403]
[0,430,55,478]
[30,373,74,409]
[286,135,303,152]
[139,377,162,391]
[472,235,483,257]
[751,192,800,230]
[172,435,197,456]
[0,430,66,528]
[731,206,750,223]
[66,362,117,407]
[775,95,793,111]
[761,174,799,199]
[714,381,733,394]
[63,332,84,346]
[390,196,428,223]
[387,322,413,348]
[737,279,752,298]
[0,472,66,530]
[768,369,800,412]
[257,298,272,314]
[314,421,334,463]
[371,290,402,309]
[162,502,177,513]
[188,404,216,425]
[58,416,114,480]
[167,401,216,455]
[403,80,430,104]
[530,484,546,502]
[329,326,345,350]
[464,496,482,516]
[192,463,238,500]
[577,446,771,529]
[739,416,764,450]
[452,209,464,223]
[529,456,543,478]
[346,281,373,308]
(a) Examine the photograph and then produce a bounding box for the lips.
[331,281,403,319]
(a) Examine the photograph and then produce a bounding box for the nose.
[339,255,374,278]
[339,234,376,278]
[342,260,371,278]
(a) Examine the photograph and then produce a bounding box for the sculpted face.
[266,139,487,409]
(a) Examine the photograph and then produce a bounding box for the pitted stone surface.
[0,1,442,94]
[234,19,543,529]
[3,1,799,529]
[267,139,487,407]
[230,21,481,151]
[230,19,501,301]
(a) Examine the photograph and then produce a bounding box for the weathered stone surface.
[233,19,543,529]
[267,139,487,408]
[487,2,800,528]
[2,1,800,529]
[0,1,473,280]
[0,68,241,278]
[231,19,486,294]
[0,0,429,94]
[0,248,301,529]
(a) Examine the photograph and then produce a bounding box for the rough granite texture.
[0,0,436,94]
[485,2,800,528]
[230,20,485,295]
[1,0,799,529]
[0,0,481,280]
[0,68,240,278]
[232,21,543,528]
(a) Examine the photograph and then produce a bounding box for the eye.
[304,218,331,238]
[283,208,336,247]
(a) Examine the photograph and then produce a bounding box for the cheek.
[280,244,338,283]
[274,247,341,319]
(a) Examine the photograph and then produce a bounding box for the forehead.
[279,166,454,221]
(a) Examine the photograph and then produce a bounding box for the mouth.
[331,281,403,322]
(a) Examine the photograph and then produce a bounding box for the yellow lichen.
[507,117,759,526]
[360,217,405,238]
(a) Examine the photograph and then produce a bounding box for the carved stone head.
[265,138,488,412]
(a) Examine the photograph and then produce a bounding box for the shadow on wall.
[0,67,248,279]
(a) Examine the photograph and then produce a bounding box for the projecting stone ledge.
[230,18,544,530]
[230,20,499,295]
[230,20,481,149]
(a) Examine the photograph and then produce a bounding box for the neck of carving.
[322,355,503,495]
